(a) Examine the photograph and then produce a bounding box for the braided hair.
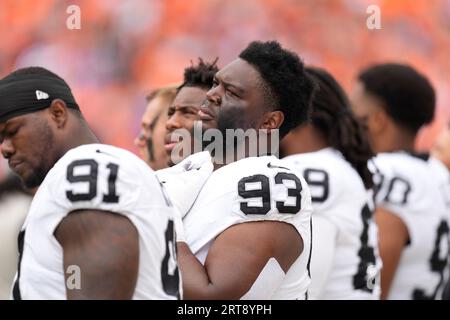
[306,66,374,188]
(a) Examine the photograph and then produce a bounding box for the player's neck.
[282,125,328,156]
[213,162,225,171]
[375,129,416,154]
[61,125,100,156]
[211,147,243,171]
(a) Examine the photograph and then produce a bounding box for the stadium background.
[0,0,448,178]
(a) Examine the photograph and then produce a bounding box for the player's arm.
[54,209,139,300]
[375,207,409,300]
[177,220,303,300]
[308,216,338,299]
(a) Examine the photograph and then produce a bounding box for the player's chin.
[139,148,149,161]
[165,148,174,161]
[10,163,26,182]
[168,153,185,167]
[22,170,44,189]
[166,144,188,163]
[201,120,218,132]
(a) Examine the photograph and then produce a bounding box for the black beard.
[23,119,55,189]
[217,107,256,153]
[217,106,249,135]
[23,166,48,189]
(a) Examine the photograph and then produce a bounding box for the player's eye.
[137,132,146,141]
[226,88,239,98]
[6,128,18,137]
[0,130,15,144]
[187,108,198,115]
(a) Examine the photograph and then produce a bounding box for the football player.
[164,58,219,166]
[0,67,181,299]
[156,58,219,218]
[350,63,449,300]
[280,67,382,299]
[134,85,178,170]
[175,41,317,299]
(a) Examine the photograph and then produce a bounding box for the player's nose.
[206,87,222,106]
[0,138,15,159]
[165,113,182,131]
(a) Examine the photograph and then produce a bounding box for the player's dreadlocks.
[306,66,374,189]
[178,57,219,92]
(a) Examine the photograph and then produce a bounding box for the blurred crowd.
[0,0,449,178]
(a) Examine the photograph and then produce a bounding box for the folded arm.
[177,220,303,300]
[54,209,139,300]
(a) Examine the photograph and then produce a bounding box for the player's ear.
[261,110,284,132]
[48,99,69,129]
[370,107,388,135]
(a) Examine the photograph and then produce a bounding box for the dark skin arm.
[375,207,409,300]
[54,209,139,300]
[177,220,303,300]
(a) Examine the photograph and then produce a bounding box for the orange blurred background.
[0,0,448,168]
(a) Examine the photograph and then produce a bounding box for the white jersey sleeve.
[14,144,181,300]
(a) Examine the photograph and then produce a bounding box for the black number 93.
[238,172,302,215]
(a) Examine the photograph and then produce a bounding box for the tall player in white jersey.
[173,41,317,299]
[0,67,181,300]
[351,63,449,300]
[280,67,382,299]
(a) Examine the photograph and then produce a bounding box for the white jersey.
[12,144,181,300]
[370,151,450,300]
[428,156,450,211]
[283,148,382,300]
[183,155,313,300]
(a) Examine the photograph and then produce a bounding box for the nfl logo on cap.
[36,90,49,100]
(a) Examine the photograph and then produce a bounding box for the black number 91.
[66,159,120,203]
